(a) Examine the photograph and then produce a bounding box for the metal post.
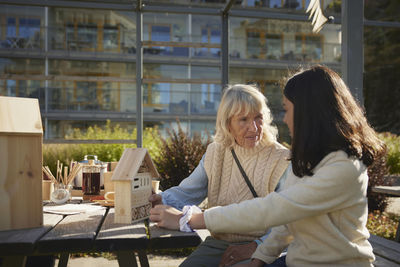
[136,3,143,147]
[44,6,49,139]
[221,13,229,87]
[341,0,364,105]
[221,0,234,87]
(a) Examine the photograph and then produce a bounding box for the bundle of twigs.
[42,160,82,186]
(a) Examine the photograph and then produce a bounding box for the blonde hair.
[214,84,277,147]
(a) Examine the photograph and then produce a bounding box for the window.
[75,82,98,110]
[197,27,220,57]
[6,18,16,37]
[144,24,189,56]
[266,34,283,59]
[77,23,97,51]
[103,25,119,51]
[190,83,221,114]
[151,25,171,42]
[245,0,282,8]
[247,31,262,58]
[295,34,323,61]
[246,30,283,60]
[283,0,310,9]
[143,83,170,107]
[5,17,41,49]
[146,25,172,55]
[65,22,98,51]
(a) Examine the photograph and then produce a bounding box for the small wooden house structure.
[0,96,43,231]
[112,148,159,224]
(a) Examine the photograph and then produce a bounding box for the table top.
[372,186,400,197]
[0,199,208,257]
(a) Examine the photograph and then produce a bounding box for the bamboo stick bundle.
[42,166,58,184]
[66,162,82,186]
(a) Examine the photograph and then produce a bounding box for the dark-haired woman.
[150,65,384,267]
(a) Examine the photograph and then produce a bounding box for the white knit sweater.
[204,140,289,242]
[204,151,374,266]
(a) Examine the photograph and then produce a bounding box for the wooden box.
[0,96,43,231]
[112,148,159,224]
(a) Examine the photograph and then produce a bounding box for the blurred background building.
[0,0,398,143]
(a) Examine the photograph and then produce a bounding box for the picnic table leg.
[116,251,138,267]
[396,224,400,243]
[137,250,149,267]
[58,253,69,267]
[1,255,27,267]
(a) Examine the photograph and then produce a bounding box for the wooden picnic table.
[0,199,208,267]
[2,197,399,267]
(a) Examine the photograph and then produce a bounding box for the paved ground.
[386,197,400,215]
[56,254,185,267]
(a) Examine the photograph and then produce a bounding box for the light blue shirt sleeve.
[160,154,208,210]
[257,164,291,244]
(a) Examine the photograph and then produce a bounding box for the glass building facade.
[0,0,342,143]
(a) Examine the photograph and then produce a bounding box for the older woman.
[149,84,289,267]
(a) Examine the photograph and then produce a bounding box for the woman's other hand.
[150,205,182,230]
[148,192,163,207]
[219,241,257,267]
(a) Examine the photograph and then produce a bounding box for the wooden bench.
[370,234,400,266]
[372,185,400,242]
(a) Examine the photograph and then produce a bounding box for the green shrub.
[367,211,399,240]
[367,146,391,212]
[379,132,400,174]
[43,120,162,175]
[153,121,211,191]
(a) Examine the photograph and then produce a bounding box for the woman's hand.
[149,205,182,230]
[148,192,163,207]
[219,241,257,267]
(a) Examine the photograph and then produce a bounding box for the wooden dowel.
[64,166,68,185]
[56,160,60,182]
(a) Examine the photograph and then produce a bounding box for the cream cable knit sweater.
[203,140,289,242]
[204,151,374,266]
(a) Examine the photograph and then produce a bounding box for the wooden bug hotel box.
[0,96,43,231]
[112,148,160,224]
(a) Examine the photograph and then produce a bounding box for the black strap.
[231,149,258,198]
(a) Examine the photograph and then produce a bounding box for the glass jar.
[82,160,101,195]
[51,183,70,204]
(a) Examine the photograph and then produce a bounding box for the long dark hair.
[284,65,384,177]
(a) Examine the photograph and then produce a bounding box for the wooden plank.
[114,180,132,224]
[95,208,148,251]
[369,235,400,265]
[0,96,42,134]
[36,207,106,254]
[372,186,400,197]
[112,148,147,181]
[148,222,203,249]
[0,135,43,231]
[0,213,63,256]
[374,255,400,267]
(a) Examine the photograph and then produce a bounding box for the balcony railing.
[0,26,342,63]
